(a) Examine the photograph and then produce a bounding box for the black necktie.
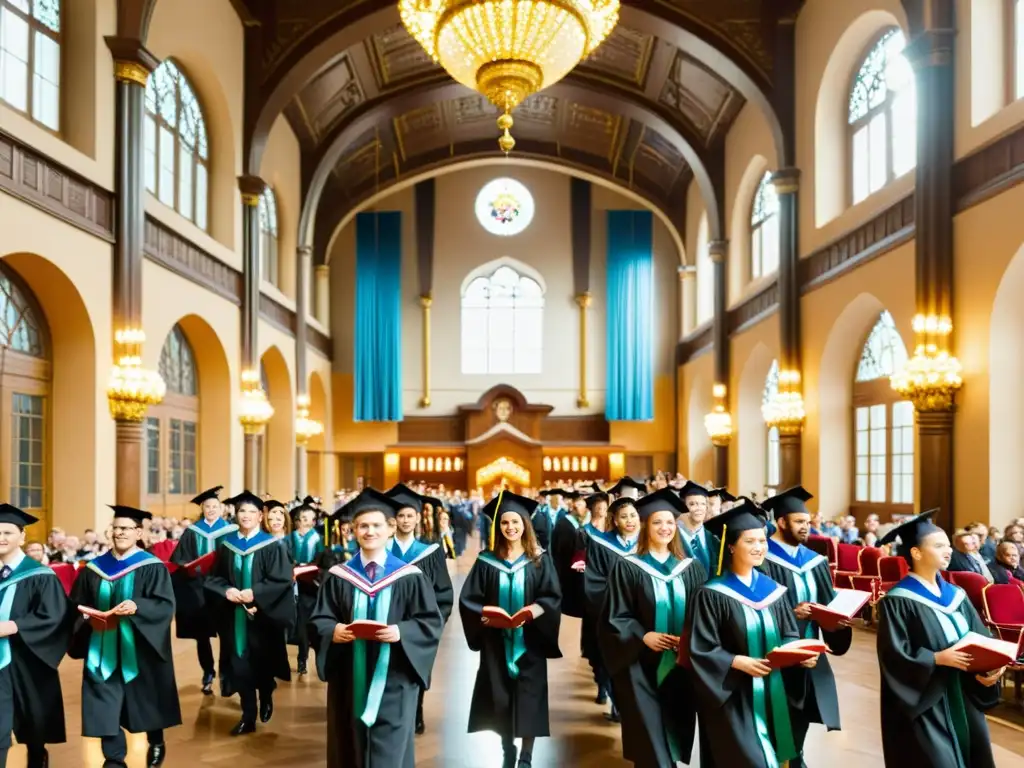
[365,562,379,582]
[0,565,11,581]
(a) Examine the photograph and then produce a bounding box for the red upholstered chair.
[877,556,909,596]
[833,543,863,589]
[851,547,885,600]
[49,562,76,595]
[806,535,838,584]
[947,571,989,614]
[980,583,1024,703]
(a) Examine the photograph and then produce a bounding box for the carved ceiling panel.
[655,0,774,74]
[659,51,744,145]
[577,25,654,88]
[632,127,686,193]
[286,53,365,146]
[367,24,441,89]
[393,104,447,160]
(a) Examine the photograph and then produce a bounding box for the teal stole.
[221,533,277,657]
[764,539,825,639]
[477,552,531,680]
[330,558,421,728]
[886,576,972,766]
[706,572,798,767]
[290,529,323,564]
[0,557,56,671]
[190,519,238,557]
[84,550,161,684]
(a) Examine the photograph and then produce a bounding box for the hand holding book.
[482,605,535,630]
[767,639,830,669]
[78,604,120,631]
[807,589,872,631]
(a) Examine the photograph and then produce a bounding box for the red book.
[482,605,534,630]
[78,604,120,632]
[807,589,873,631]
[949,632,1021,673]
[767,639,830,669]
[348,620,388,641]
[182,551,217,578]
[293,565,319,582]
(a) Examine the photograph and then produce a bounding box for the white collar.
[113,546,141,561]
[239,527,261,541]
[2,549,26,570]
[910,572,943,595]
[394,534,416,554]
[771,535,799,556]
[735,570,755,587]
[360,549,388,568]
[678,522,703,540]
[617,534,637,547]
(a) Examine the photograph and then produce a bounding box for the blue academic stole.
[390,537,439,567]
[476,552,532,681]
[590,529,637,557]
[764,539,827,639]
[0,557,56,671]
[221,532,277,657]
[679,526,712,572]
[330,554,421,728]
[189,518,238,556]
[705,571,798,767]
[290,529,323,564]
[83,550,162,684]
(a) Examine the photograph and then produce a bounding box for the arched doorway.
[259,346,294,500]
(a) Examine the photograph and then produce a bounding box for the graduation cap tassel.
[716,524,727,577]
[489,489,503,551]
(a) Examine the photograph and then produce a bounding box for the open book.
[182,551,217,578]
[483,605,534,630]
[950,632,1021,673]
[348,620,388,641]
[767,639,830,669]
[78,604,120,632]
[293,565,319,582]
[808,589,872,631]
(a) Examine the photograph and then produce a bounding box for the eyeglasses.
[111,526,139,534]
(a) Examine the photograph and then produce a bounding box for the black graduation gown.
[310,553,443,768]
[287,530,324,650]
[0,558,71,748]
[460,551,562,738]
[679,526,721,577]
[877,576,1000,768]
[531,509,553,551]
[600,554,708,768]
[550,514,587,618]
[69,551,182,736]
[689,571,801,768]
[759,540,852,737]
[168,519,237,639]
[389,539,454,625]
[204,532,296,697]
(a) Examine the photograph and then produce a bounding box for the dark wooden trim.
[728,278,780,335]
[414,179,435,297]
[953,123,1024,212]
[675,325,713,366]
[143,216,242,304]
[571,178,592,295]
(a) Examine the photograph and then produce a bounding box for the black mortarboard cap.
[482,490,539,550]
[606,477,647,495]
[561,489,582,500]
[225,491,264,511]
[107,504,153,524]
[633,488,685,521]
[708,487,737,503]
[703,500,768,541]
[339,488,403,520]
[586,492,610,510]
[878,509,943,555]
[287,502,313,520]
[302,495,317,505]
[679,480,710,499]
[421,496,445,510]
[608,497,637,516]
[385,483,424,514]
[586,482,604,493]
[760,486,814,520]
[0,503,38,528]
[191,486,223,506]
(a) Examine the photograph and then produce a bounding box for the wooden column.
[415,180,436,408]
[295,244,312,496]
[571,178,592,408]
[709,239,730,488]
[902,0,958,531]
[239,175,266,490]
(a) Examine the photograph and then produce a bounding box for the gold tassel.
[717,524,727,576]
[490,489,503,551]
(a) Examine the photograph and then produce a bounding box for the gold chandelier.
[476,456,530,487]
[890,313,963,411]
[107,329,166,422]
[238,369,274,435]
[399,0,620,152]
[294,394,324,445]
[762,369,806,435]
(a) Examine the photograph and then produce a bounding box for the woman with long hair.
[689,502,811,767]
[459,491,562,768]
[261,502,291,544]
[599,489,708,766]
[877,510,1004,768]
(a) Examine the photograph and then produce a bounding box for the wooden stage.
[8,548,1024,767]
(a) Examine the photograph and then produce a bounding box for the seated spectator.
[59,535,81,563]
[948,529,994,582]
[24,540,45,563]
[839,515,860,544]
[988,541,1024,585]
[44,526,65,561]
[821,518,841,539]
[1005,523,1024,558]
[968,521,996,562]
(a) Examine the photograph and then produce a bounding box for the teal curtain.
[606,210,654,421]
[355,212,403,422]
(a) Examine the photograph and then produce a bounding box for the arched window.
[751,172,779,279]
[695,214,714,326]
[0,0,60,130]
[763,359,781,494]
[144,60,209,230]
[0,271,45,357]
[852,311,913,516]
[258,186,279,286]
[848,29,916,205]
[461,263,544,375]
[147,324,199,505]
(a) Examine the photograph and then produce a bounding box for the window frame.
[460,264,545,376]
[763,359,781,495]
[258,186,279,287]
[750,171,780,280]
[0,0,62,133]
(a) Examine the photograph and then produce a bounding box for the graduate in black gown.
[168,485,236,695]
[435,506,458,561]
[676,481,720,575]
[606,476,647,502]
[530,489,558,551]
[689,502,816,768]
[549,489,589,619]
[0,504,70,768]
[69,505,181,768]
[877,510,1004,768]
[600,489,708,767]
[205,491,296,736]
[758,487,853,768]
[287,503,324,675]
[310,488,443,768]
[460,490,562,768]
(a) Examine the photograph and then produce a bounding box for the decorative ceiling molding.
[659,51,745,145]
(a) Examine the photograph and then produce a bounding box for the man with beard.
[758,486,854,768]
[675,481,719,575]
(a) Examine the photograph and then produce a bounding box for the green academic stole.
[191,522,238,557]
[885,585,972,763]
[222,536,278,657]
[84,554,161,684]
[477,553,531,680]
[764,549,825,639]
[706,580,798,768]
[291,529,322,564]
[330,563,421,728]
[0,558,55,671]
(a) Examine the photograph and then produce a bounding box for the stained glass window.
[0,0,60,130]
[0,271,45,357]
[474,178,535,236]
[145,60,209,229]
[855,310,907,382]
[159,324,198,396]
[763,360,781,490]
[258,186,278,286]
[751,172,779,279]
[849,29,916,204]
[461,264,544,374]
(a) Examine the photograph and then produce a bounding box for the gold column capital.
[575,291,592,309]
[420,293,433,309]
[770,168,801,195]
[315,263,330,275]
[708,240,729,263]
[114,60,150,87]
[238,175,266,207]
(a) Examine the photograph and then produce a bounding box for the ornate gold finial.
[114,61,150,88]
[497,111,515,154]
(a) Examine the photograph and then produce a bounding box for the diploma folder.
[949,632,1021,673]
[348,620,388,641]
[807,589,873,631]
[482,606,533,630]
[78,604,120,632]
[293,565,319,582]
[182,551,217,578]
[767,639,830,669]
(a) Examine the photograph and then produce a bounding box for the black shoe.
[147,743,167,766]
[201,671,215,695]
[27,748,49,768]
[502,745,518,768]
[298,660,308,675]
[604,704,621,724]
[230,719,256,736]
[259,696,274,723]
[518,757,533,768]
[595,692,607,705]
[415,715,425,735]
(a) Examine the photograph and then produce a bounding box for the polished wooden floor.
[10,545,1024,767]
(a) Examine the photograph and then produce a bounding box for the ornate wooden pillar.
[294,245,312,496]
[570,178,592,408]
[415,180,436,408]
[706,240,731,488]
[894,0,960,532]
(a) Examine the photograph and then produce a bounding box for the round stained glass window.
[474,177,535,237]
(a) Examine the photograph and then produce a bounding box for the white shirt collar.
[617,534,637,548]
[394,534,416,554]
[2,549,26,570]
[239,527,261,541]
[772,535,799,556]
[735,570,755,587]
[678,522,702,541]
[113,546,140,561]
[909,572,943,595]
[360,549,388,568]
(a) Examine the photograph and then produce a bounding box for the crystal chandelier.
[238,369,274,435]
[762,369,805,435]
[107,329,166,422]
[295,394,324,445]
[476,456,530,487]
[890,314,963,411]
[704,383,733,447]
[399,0,620,152]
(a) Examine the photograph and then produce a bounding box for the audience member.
[988,540,1024,585]
[947,529,994,581]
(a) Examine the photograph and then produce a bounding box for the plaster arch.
[260,345,294,500]
[736,342,777,497]
[687,373,713,484]
[459,256,548,297]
